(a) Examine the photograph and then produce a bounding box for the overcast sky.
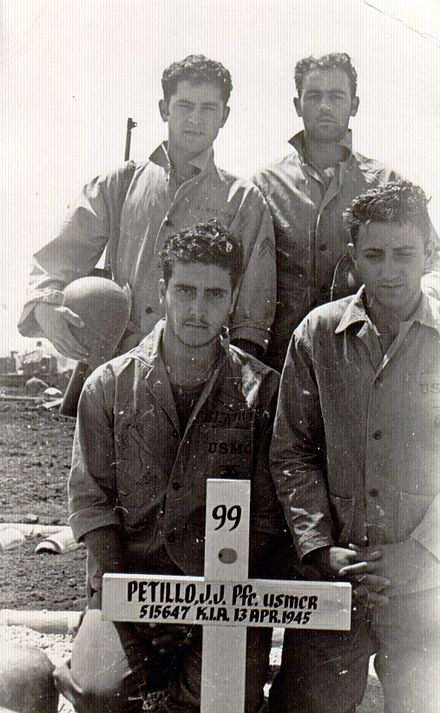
[1,0,439,354]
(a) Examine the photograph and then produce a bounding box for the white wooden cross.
[102,479,351,712]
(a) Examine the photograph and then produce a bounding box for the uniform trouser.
[54,609,271,713]
[268,588,440,713]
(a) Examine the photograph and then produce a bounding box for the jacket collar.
[130,321,178,428]
[128,321,270,431]
[335,287,440,336]
[130,320,228,433]
[288,129,353,160]
[133,320,232,367]
[149,141,215,175]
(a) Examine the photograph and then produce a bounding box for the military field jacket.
[19,143,276,352]
[254,131,440,367]
[270,290,440,591]
[69,321,281,590]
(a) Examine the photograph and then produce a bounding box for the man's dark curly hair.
[161,55,233,104]
[345,181,431,246]
[160,219,243,289]
[295,53,357,98]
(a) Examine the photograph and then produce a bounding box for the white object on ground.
[0,524,70,538]
[0,529,26,551]
[44,387,62,397]
[35,528,79,554]
[0,610,82,635]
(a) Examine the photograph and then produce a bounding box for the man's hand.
[83,526,125,610]
[307,545,390,606]
[360,540,440,596]
[34,302,89,361]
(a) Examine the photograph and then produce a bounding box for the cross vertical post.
[102,479,352,712]
[201,479,250,713]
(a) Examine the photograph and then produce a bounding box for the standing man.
[254,52,440,369]
[18,55,275,361]
[54,221,281,712]
[269,182,440,713]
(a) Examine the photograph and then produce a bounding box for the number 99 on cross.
[212,504,242,531]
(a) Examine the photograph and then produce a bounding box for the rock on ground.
[1,625,383,713]
[0,626,74,712]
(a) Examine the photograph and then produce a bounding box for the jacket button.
[164,218,173,227]
[145,306,153,314]
[319,244,327,251]
[172,481,180,490]
[167,532,176,543]
[369,488,379,497]
[172,431,178,438]
[372,430,382,440]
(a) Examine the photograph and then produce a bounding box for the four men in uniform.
[16,51,440,712]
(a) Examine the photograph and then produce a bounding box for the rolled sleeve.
[270,327,334,560]
[68,372,120,541]
[18,289,65,338]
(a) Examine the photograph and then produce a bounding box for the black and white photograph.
[1,1,439,711]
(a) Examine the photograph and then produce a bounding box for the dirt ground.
[0,399,87,612]
[0,397,383,711]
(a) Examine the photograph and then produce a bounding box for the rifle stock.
[59,362,91,418]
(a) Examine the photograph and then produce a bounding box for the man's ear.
[158,278,167,307]
[424,237,434,266]
[293,97,302,117]
[347,242,357,268]
[350,96,360,117]
[220,105,230,128]
[159,99,169,123]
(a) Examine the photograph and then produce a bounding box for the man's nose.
[188,107,203,124]
[189,294,206,318]
[319,96,331,111]
[381,255,400,280]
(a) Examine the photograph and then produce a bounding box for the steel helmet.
[63,277,131,367]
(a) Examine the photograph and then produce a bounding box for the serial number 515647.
[139,604,191,620]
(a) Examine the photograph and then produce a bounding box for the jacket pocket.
[329,493,356,546]
[199,424,254,480]
[402,373,440,482]
[395,491,434,541]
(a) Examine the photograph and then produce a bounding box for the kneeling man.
[270,181,440,713]
[55,220,281,712]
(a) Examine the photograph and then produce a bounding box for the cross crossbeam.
[103,479,351,712]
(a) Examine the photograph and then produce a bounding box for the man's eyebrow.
[206,286,228,292]
[175,100,220,107]
[361,245,417,252]
[174,282,195,289]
